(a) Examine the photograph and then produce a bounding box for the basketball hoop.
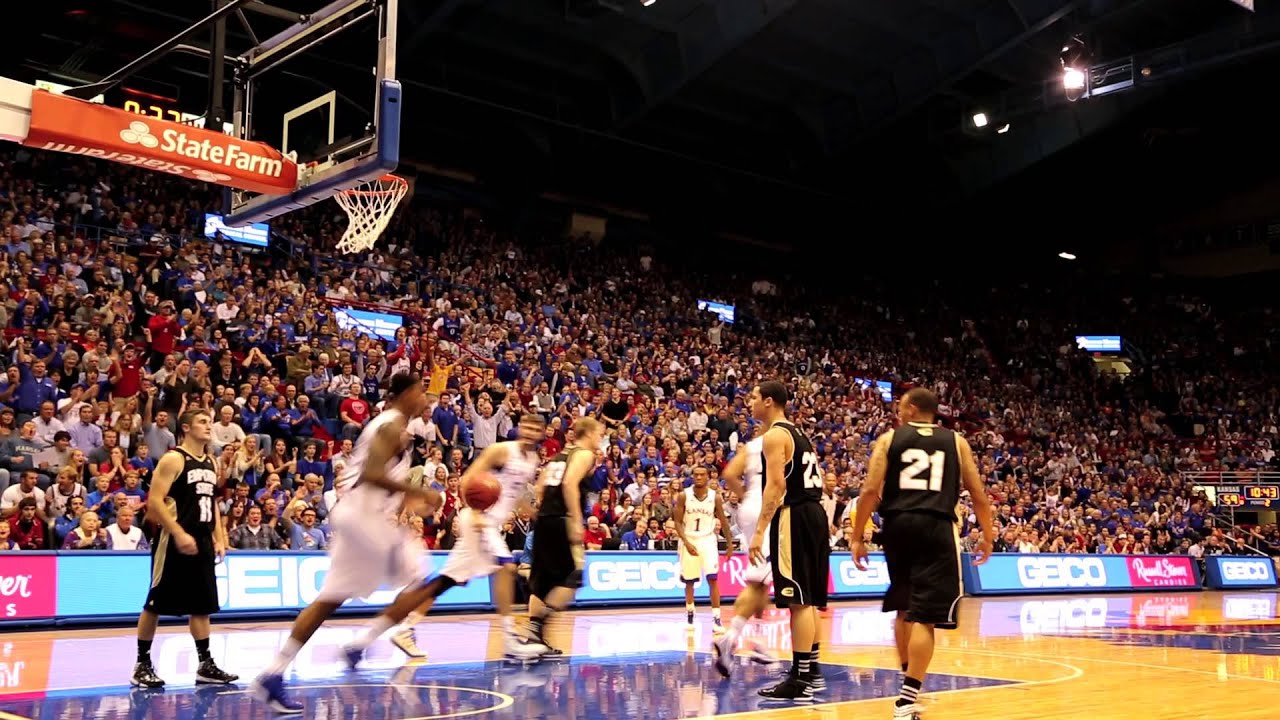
[334,174,409,254]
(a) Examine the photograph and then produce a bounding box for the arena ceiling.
[9,0,1274,246]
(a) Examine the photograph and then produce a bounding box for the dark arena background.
[0,1,1278,719]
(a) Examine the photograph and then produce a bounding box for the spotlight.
[1058,251,1077,261]
[1063,68,1086,90]
[972,112,989,128]
[997,123,1010,134]
[642,0,656,5]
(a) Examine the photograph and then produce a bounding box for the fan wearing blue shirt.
[620,522,652,551]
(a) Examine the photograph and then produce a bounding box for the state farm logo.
[119,121,232,183]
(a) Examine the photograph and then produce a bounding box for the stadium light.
[1058,251,1077,260]
[1063,68,1086,90]
[997,123,1010,134]
[972,112,989,128]
[643,0,656,5]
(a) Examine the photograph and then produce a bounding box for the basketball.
[463,473,501,511]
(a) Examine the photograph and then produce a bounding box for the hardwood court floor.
[0,591,1277,719]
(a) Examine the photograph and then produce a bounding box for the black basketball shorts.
[768,502,830,608]
[528,515,585,601]
[143,529,220,617]
[881,512,963,629]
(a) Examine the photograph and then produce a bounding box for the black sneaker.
[757,674,814,703]
[130,661,165,689]
[195,659,240,685]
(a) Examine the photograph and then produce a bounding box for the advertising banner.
[23,90,298,194]
[22,552,490,624]
[963,554,1200,595]
[0,553,58,621]
[1203,555,1279,589]
[575,551,884,605]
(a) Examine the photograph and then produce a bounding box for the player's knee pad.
[423,575,459,598]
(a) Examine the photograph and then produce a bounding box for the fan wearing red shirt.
[111,345,146,402]
[583,515,609,550]
[339,385,371,440]
[146,302,180,371]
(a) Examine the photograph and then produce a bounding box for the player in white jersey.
[712,390,782,677]
[346,413,548,662]
[675,466,734,628]
[251,373,438,715]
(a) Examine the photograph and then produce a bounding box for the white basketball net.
[334,175,409,254]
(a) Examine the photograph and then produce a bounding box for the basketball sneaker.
[711,633,734,678]
[757,673,815,703]
[893,702,925,719]
[195,660,239,685]
[391,628,427,659]
[340,644,364,670]
[130,661,165,689]
[740,639,777,666]
[504,633,548,662]
[250,673,303,714]
[774,664,824,691]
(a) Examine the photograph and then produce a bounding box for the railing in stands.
[1181,470,1280,485]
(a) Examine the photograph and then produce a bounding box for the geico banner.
[1222,593,1278,620]
[1204,555,1279,589]
[47,552,490,620]
[964,554,1200,595]
[577,551,884,605]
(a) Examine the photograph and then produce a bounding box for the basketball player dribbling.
[342,413,549,663]
[748,380,830,703]
[251,373,439,714]
[851,388,995,720]
[524,416,605,656]
[711,388,784,677]
[132,409,238,688]
[673,466,734,629]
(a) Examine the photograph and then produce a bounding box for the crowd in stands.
[0,147,1276,564]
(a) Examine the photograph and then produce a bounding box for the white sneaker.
[711,633,734,678]
[390,629,427,659]
[893,702,925,719]
[504,633,547,662]
[740,639,777,665]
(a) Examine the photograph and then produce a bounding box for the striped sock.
[793,650,812,676]
[896,676,922,707]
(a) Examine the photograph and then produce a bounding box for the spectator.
[7,497,45,550]
[105,506,149,550]
[62,510,107,550]
[1,471,45,519]
[229,505,286,550]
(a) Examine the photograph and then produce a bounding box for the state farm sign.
[23,90,297,194]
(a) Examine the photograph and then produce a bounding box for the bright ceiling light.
[997,123,1010,134]
[1063,68,1086,90]
[643,0,656,5]
[1058,251,1077,260]
[972,112,989,128]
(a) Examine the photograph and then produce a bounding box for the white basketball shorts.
[679,535,721,582]
[439,509,513,584]
[736,502,773,585]
[318,502,419,603]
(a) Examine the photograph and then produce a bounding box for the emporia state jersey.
[538,446,594,518]
[880,422,962,520]
[169,448,218,536]
[761,421,821,506]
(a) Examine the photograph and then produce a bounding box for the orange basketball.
[463,473,501,511]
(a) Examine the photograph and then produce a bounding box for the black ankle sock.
[896,675,923,707]
[195,637,212,663]
[528,615,546,638]
[793,650,813,676]
[137,639,153,664]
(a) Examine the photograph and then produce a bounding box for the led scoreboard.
[1205,484,1280,509]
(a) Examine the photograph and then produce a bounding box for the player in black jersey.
[852,388,994,720]
[749,380,829,703]
[525,416,605,657]
[132,409,238,689]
